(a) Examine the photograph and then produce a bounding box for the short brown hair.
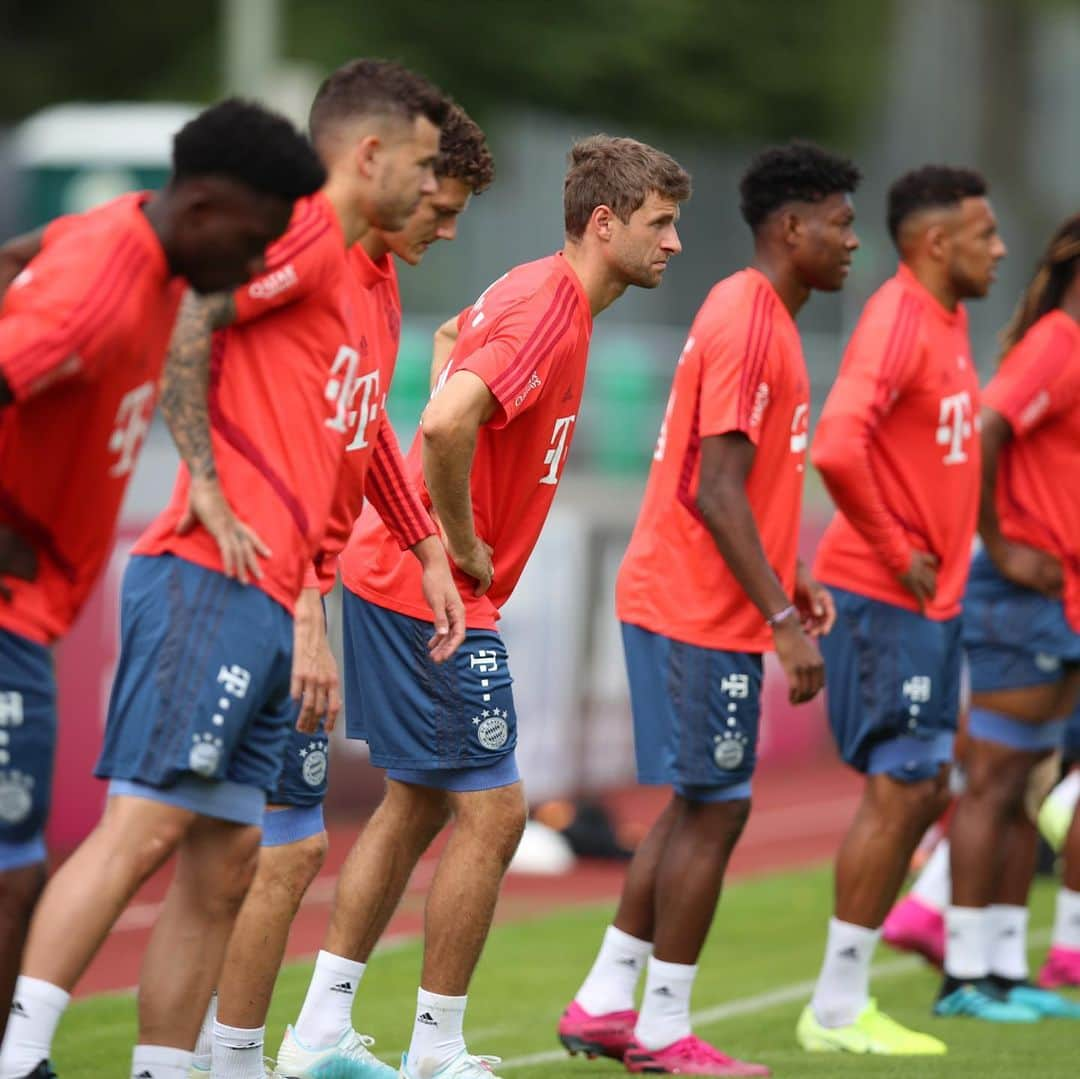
[437,105,494,194]
[563,135,691,239]
[309,58,448,145]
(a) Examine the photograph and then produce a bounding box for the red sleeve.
[456,277,581,429]
[983,319,1080,436]
[231,199,338,324]
[811,291,924,574]
[366,421,436,550]
[0,225,151,401]
[698,291,779,445]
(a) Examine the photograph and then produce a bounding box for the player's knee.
[683,795,752,844]
[454,785,527,863]
[284,830,329,889]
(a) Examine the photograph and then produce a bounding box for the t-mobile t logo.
[108,380,155,477]
[935,391,973,465]
[539,414,577,486]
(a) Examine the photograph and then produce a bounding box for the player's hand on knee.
[180,475,270,584]
[773,618,825,704]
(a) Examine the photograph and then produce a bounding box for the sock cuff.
[646,956,698,982]
[606,924,653,956]
[828,917,881,943]
[15,975,71,1009]
[132,1044,194,1067]
[417,987,468,1011]
[989,903,1029,918]
[314,949,366,979]
[212,1020,265,1040]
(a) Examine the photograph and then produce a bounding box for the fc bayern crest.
[302,744,328,787]
[0,772,33,823]
[476,712,509,751]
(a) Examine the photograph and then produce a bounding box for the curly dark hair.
[172,98,325,200]
[309,58,448,144]
[886,165,988,245]
[739,142,861,233]
[437,104,494,194]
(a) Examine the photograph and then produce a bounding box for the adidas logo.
[230,1041,261,1050]
[837,946,859,960]
[999,927,1018,938]
[653,986,674,998]
[616,957,639,968]
[330,981,354,993]
[417,1011,438,1026]
[136,1071,154,1078]
[10,1001,27,1017]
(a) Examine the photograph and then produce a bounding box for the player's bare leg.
[0,797,193,1077]
[834,771,951,930]
[21,797,191,989]
[324,781,450,963]
[216,828,328,1032]
[610,796,683,943]
[138,815,261,1048]
[419,782,527,995]
[0,864,45,1043]
[940,675,1080,1019]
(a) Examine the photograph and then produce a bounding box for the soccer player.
[561,142,859,1078]
[278,134,690,1079]
[195,104,494,1079]
[0,98,324,1049]
[797,166,1008,1053]
[931,213,1080,1021]
[0,60,451,1079]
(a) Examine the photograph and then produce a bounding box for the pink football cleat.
[557,1000,638,1061]
[1038,945,1080,989]
[624,1035,771,1076]
[882,895,944,968]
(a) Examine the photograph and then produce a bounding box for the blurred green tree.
[1,0,890,139]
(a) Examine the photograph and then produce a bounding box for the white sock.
[910,840,951,912]
[988,904,1029,981]
[293,950,366,1051]
[406,988,467,1077]
[212,1020,265,1079]
[1052,886,1080,951]
[130,1044,193,1079]
[809,918,879,1028]
[575,925,653,1015]
[0,976,70,1079]
[634,957,697,1051]
[192,991,216,1071]
[945,906,990,980]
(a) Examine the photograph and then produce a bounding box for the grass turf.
[57,865,1076,1078]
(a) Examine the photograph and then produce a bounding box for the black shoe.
[21,1063,57,1079]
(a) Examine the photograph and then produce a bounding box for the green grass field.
[57,866,1077,1078]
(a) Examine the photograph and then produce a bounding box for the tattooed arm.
[161,289,270,582]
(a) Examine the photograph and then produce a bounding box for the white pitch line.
[499,928,1053,1071]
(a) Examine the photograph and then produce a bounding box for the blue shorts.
[269,715,329,809]
[963,548,1080,694]
[341,589,519,790]
[95,555,295,824]
[1067,707,1080,762]
[0,629,55,869]
[821,587,960,781]
[622,622,761,802]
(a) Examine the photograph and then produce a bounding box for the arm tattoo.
[159,290,236,480]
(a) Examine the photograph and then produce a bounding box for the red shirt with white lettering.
[135,192,371,615]
[343,253,593,628]
[0,193,181,643]
[616,269,810,652]
[982,310,1080,630]
[812,263,981,620]
[309,245,434,594]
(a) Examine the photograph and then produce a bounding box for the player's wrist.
[767,604,799,633]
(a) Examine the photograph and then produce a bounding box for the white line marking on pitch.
[499,928,1053,1070]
